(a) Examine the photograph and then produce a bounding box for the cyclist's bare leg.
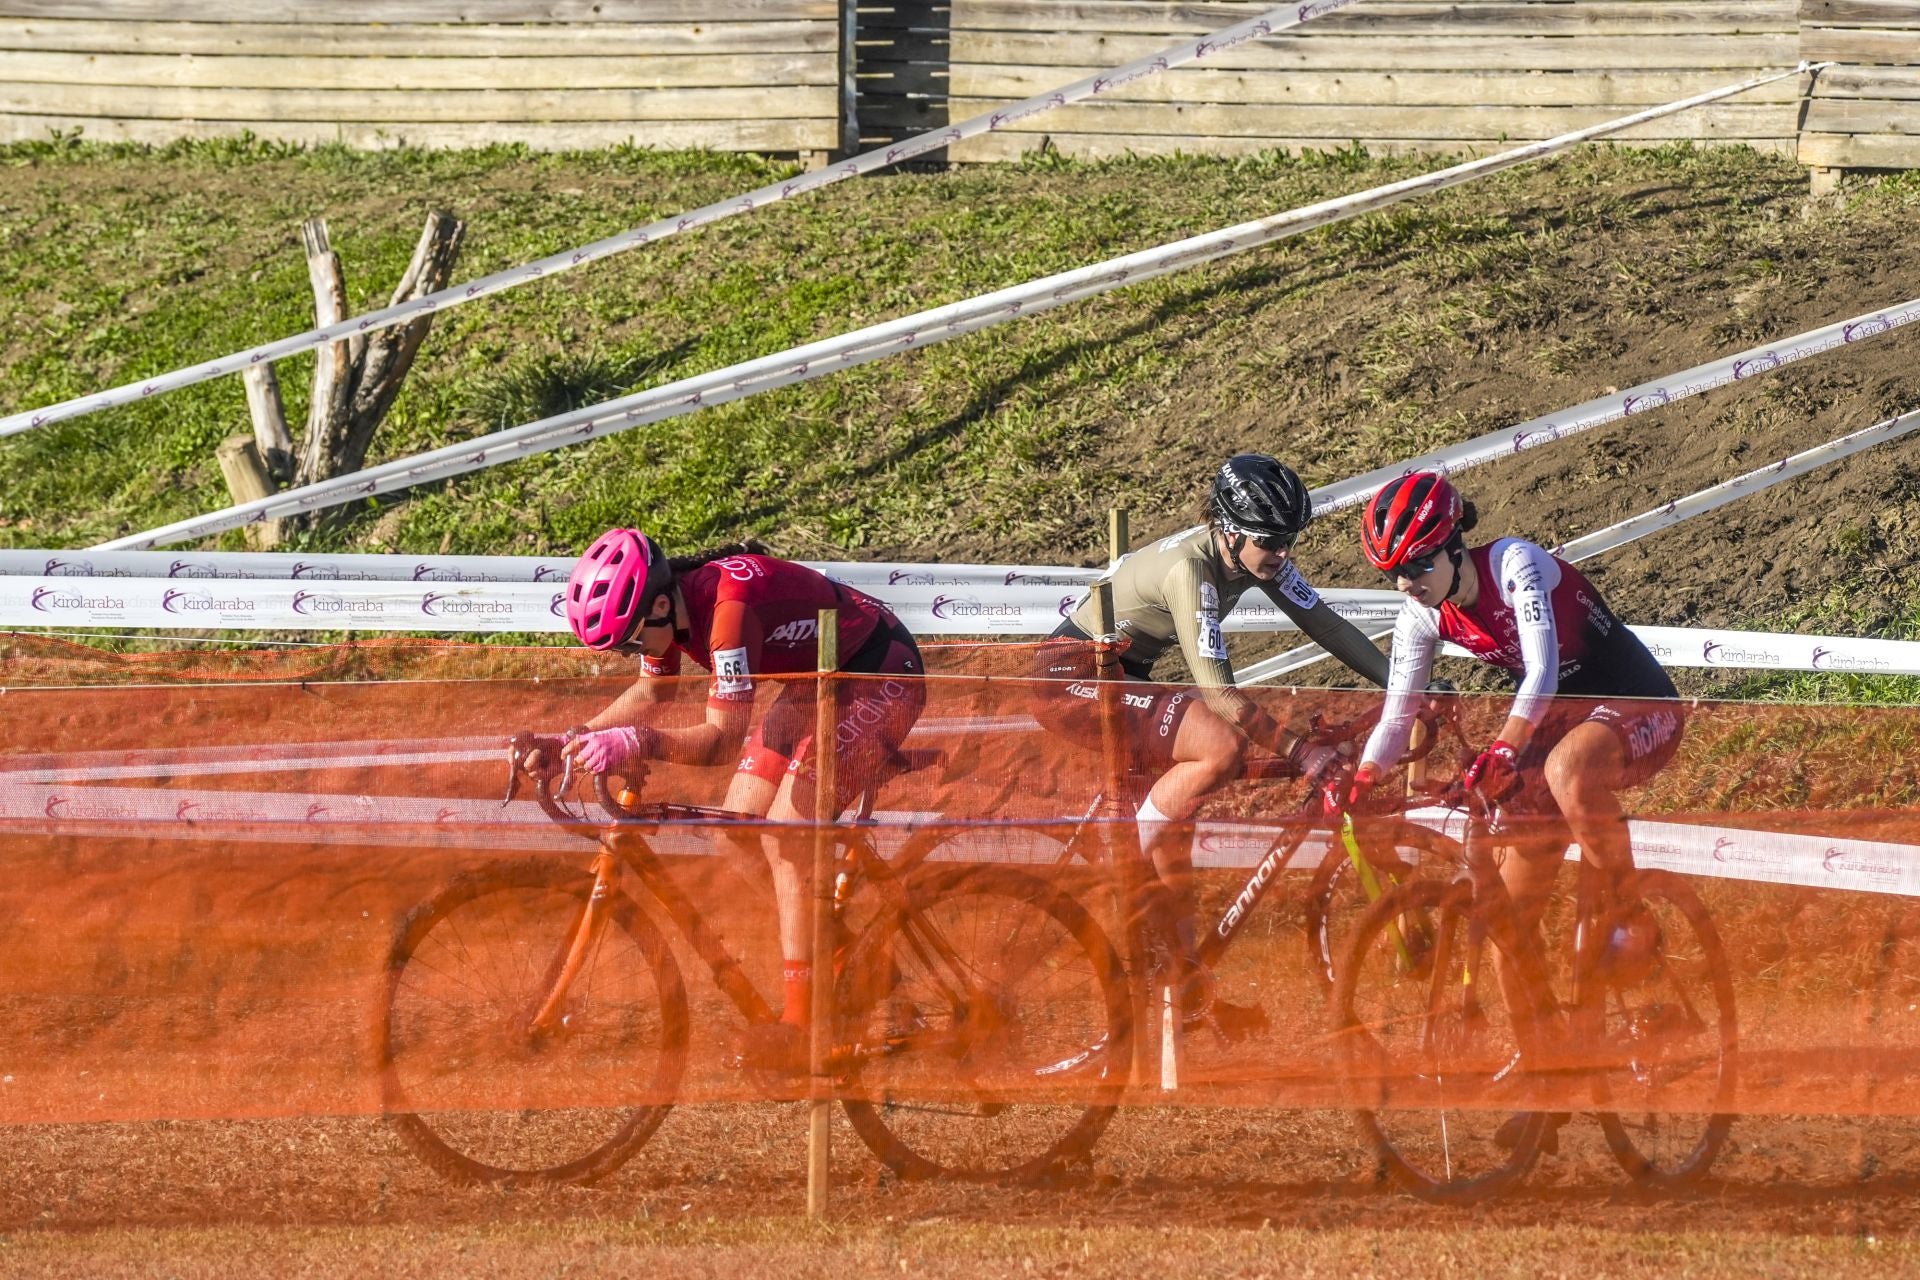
[1143,703,1244,1009]
[763,769,817,1025]
[1542,723,1634,881]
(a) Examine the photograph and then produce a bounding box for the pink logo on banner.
[435,807,458,823]
[533,564,565,583]
[44,796,68,817]
[176,800,199,822]
[1059,595,1078,617]
[1732,352,1780,379]
[1712,836,1736,862]
[550,591,567,617]
[1622,389,1671,415]
[1702,640,1722,663]
[305,803,329,822]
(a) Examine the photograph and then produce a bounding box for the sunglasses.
[1385,553,1440,582]
[1243,530,1297,553]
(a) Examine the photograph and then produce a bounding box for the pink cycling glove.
[569,725,659,773]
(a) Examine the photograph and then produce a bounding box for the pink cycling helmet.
[565,528,671,650]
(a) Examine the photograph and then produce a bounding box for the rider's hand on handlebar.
[564,723,661,773]
[1323,761,1381,817]
[512,729,576,777]
[1463,739,1520,801]
[1286,736,1343,787]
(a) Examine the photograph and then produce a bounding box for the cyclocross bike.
[1331,776,1738,1203]
[374,735,1134,1186]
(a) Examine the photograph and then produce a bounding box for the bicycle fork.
[525,848,623,1042]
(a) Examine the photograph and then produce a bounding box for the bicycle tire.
[839,864,1131,1182]
[1305,819,1465,997]
[1334,876,1548,1204]
[1589,870,1737,1188]
[377,859,690,1186]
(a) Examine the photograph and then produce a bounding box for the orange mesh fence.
[4,639,1920,1179]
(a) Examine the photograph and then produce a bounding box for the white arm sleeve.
[1360,602,1439,772]
[1499,540,1562,727]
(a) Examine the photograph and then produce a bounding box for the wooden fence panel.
[0,3,841,153]
[853,0,1807,160]
[1801,0,1920,170]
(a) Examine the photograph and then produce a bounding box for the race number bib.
[712,645,754,699]
[1195,610,1228,662]
[1274,562,1320,610]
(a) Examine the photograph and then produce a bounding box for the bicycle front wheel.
[377,860,689,1186]
[1588,870,1738,1188]
[839,865,1131,1182]
[1335,877,1548,1203]
[1305,818,1464,996]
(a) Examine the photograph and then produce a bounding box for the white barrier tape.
[5,775,1914,899]
[0,2,1352,442]
[0,568,1402,636]
[1241,401,1920,684]
[1309,291,1916,516]
[102,65,1815,552]
[1555,405,1920,563]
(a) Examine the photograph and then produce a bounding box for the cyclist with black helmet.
[1036,454,1390,1023]
[1334,470,1683,1151]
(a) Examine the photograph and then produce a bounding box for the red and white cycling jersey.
[637,555,893,707]
[1362,538,1673,770]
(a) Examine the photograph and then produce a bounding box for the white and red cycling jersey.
[1361,538,1675,771]
[637,554,895,708]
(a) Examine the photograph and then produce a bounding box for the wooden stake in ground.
[808,608,840,1221]
[213,211,467,536]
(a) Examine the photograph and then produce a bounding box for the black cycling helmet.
[1208,454,1314,543]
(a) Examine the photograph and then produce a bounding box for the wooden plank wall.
[873,0,1807,161]
[0,1,843,153]
[1800,0,1920,170]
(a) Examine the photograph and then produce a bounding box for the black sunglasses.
[1243,530,1297,553]
[1384,553,1440,581]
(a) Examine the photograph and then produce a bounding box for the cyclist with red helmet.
[553,529,925,1070]
[1333,470,1682,1148]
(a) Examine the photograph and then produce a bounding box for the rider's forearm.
[653,720,737,767]
[585,680,663,731]
[1296,600,1390,688]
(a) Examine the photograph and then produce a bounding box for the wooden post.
[807,608,839,1222]
[837,0,859,159]
[1090,580,1149,1088]
[213,435,280,550]
[243,364,294,485]
[1108,507,1129,566]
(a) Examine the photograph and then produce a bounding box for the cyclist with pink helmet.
[552,528,924,1071]
[1333,471,1682,1152]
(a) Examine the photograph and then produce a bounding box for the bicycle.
[1036,704,1463,1052]
[373,733,1133,1187]
[1331,775,1738,1203]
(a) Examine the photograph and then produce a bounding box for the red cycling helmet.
[565,528,671,650]
[1362,471,1464,572]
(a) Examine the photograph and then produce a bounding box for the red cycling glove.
[1323,762,1381,818]
[1463,739,1520,800]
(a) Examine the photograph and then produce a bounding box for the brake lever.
[502,731,532,808]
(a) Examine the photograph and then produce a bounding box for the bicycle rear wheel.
[377,860,689,1185]
[1588,870,1737,1188]
[839,865,1131,1182]
[1305,819,1464,996]
[1334,877,1547,1203]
